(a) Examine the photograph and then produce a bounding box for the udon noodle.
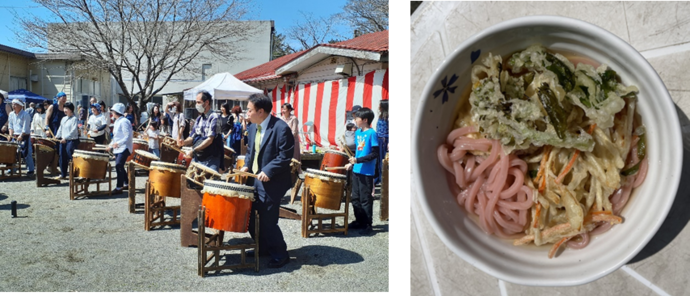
[438,44,648,258]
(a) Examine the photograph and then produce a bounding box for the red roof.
[235,30,388,82]
[324,30,388,52]
[234,49,308,82]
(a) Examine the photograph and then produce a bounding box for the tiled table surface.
[410,2,690,295]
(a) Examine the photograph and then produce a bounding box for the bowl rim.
[412,15,682,286]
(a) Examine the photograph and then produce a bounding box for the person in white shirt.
[106,103,133,194]
[7,99,35,175]
[54,102,79,179]
[30,103,47,138]
[87,103,107,144]
[147,121,160,157]
[165,101,185,141]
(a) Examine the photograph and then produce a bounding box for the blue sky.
[0,0,350,52]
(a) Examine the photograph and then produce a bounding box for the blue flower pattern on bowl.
[432,74,458,104]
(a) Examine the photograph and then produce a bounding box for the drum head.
[202,179,255,201]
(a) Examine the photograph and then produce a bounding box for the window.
[10,76,27,90]
[202,64,212,81]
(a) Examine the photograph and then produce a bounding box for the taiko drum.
[304,168,347,210]
[0,141,18,165]
[320,149,350,175]
[201,180,255,233]
[72,150,109,179]
[78,137,96,151]
[176,147,193,168]
[132,149,159,168]
[149,161,186,197]
[127,139,149,162]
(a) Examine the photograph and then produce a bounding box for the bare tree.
[341,0,388,35]
[15,0,255,111]
[285,11,345,51]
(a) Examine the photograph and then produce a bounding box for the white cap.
[11,99,24,107]
[111,103,125,115]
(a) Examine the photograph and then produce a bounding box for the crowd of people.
[1,90,390,269]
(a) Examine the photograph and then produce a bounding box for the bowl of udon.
[413,16,681,286]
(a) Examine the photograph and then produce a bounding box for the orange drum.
[149,161,186,197]
[320,149,350,175]
[78,137,96,151]
[176,147,193,168]
[304,168,347,210]
[201,180,255,233]
[0,141,19,165]
[72,150,109,179]
[234,155,246,184]
[127,139,149,162]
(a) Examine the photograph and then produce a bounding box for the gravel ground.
[0,162,388,292]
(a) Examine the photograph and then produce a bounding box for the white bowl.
[413,16,682,286]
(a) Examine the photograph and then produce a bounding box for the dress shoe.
[348,220,366,229]
[122,185,129,190]
[359,225,374,236]
[111,188,123,194]
[267,256,290,268]
[246,250,269,258]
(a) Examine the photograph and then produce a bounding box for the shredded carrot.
[532,203,541,228]
[555,124,597,184]
[539,170,547,193]
[588,123,597,134]
[548,236,572,259]
[589,211,612,216]
[535,145,552,183]
[556,150,580,184]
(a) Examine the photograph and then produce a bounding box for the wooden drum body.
[35,138,56,149]
[72,150,109,179]
[234,155,246,184]
[304,169,347,211]
[201,180,255,233]
[149,161,186,197]
[78,137,96,151]
[320,150,350,175]
[132,149,160,168]
[185,161,221,187]
[127,139,149,162]
[160,137,180,163]
[223,146,235,170]
[176,147,193,168]
[0,141,19,164]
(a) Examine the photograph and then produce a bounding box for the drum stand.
[144,180,181,231]
[301,185,351,237]
[198,206,259,276]
[128,161,150,213]
[0,152,21,180]
[380,155,389,221]
[180,174,204,247]
[69,162,112,200]
[34,144,60,187]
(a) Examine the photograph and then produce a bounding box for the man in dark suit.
[240,93,294,268]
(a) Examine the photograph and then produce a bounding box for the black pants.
[92,134,106,144]
[115,149,130,188]
[351,173,374,226]
[248,179,289,261]
[59,139,79,178]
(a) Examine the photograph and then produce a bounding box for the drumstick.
[232,169,258,179]
[225,173,238,182]
[0,133,11,140]
[46,128,56,139]
[339,135,352,155]
[339,137,353,158]
[325,166,347,171]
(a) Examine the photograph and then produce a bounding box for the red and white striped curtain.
[265,69,389,148]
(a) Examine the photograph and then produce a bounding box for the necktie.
[252,125,262,173]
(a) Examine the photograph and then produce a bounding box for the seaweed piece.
[538,83,569,139]
[546,53,575,92]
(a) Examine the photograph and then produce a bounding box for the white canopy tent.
[183,72,262,101]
